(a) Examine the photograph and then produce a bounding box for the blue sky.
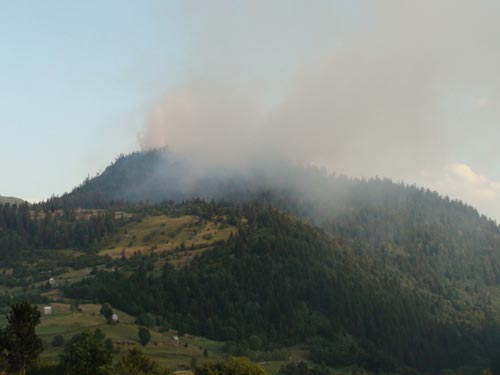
[0,1,189,200]
[1,0,357,201]
[2,1,500,221]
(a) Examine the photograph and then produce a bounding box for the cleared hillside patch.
[100,215,236,260]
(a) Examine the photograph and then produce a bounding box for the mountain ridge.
[0,195,26,205]
[55,149,493,222]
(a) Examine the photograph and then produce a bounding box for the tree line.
[0,203,124,260]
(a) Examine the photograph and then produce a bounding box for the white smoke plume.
[138,0,500,220]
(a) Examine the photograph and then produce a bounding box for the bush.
[52,335,65,347]
[104,338,114,352]
[195,357,266,375]
[60,331,112,375]
[111,348,171,375]
[138,327,151,346]
[99,303,113,323]
[94,328,105,341]
[135,313,156,328]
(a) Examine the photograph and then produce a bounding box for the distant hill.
[0,195,26,205]
[53,149,498,219]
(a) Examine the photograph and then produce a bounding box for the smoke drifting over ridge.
[138,1,500,220]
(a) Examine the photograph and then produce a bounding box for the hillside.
[1,199,500,373]
[55,150,500,316]
[33,303,226,370]
[0,202,245,371]
[4,150,500,374]
[65,205,500,374]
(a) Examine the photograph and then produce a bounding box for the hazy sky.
[2,1,500,221]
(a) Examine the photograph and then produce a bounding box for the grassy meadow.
[36,302,225,369]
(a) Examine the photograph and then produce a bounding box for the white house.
[112,313,119,323]
[173,335,179,345]
[43,306,52,315]
[49,278,56,288]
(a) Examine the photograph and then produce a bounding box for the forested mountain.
[54,149,493,227]
[55,149,500,303]
[3,149,500,374]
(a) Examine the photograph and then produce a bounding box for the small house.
[49,278,56,287]
[44,306,52,315]
[173,335,179,345]
[112,313,119,323]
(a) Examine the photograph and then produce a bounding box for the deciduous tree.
[1,302,43,375]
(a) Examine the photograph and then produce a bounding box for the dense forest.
[63,204,500,374]
[0,203,122,260]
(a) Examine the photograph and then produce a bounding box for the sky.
[2,1,500,221]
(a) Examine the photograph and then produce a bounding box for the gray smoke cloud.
[138,0,500,220]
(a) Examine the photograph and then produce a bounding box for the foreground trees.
[60,331,112,375]
[59,334,172,375]
[0,302,43,375]
[195,357,266,375]
[111,348,170,375]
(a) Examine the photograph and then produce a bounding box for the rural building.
[49,278,56,287]
[44,306,52,315]
[173,335,179,345]
[112,313,119,323]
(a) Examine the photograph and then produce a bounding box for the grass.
[35,302,303,372]
[100,215,237,262]
[35,303,225,369]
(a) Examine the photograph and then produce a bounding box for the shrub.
[135,313,156,328]
[52,335,65,347]
[138,327,151,346]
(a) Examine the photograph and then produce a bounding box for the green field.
[35,303,225,369]
[32,301,311,373]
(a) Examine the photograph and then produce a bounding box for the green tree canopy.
[111,348,170,375]
[136,313,156,328]
[138,328,151,347]
[94,328,105,342]
[0,302,43,375]
[195,357,267,375]
[60,331,112,375]
[99,303,113,323]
